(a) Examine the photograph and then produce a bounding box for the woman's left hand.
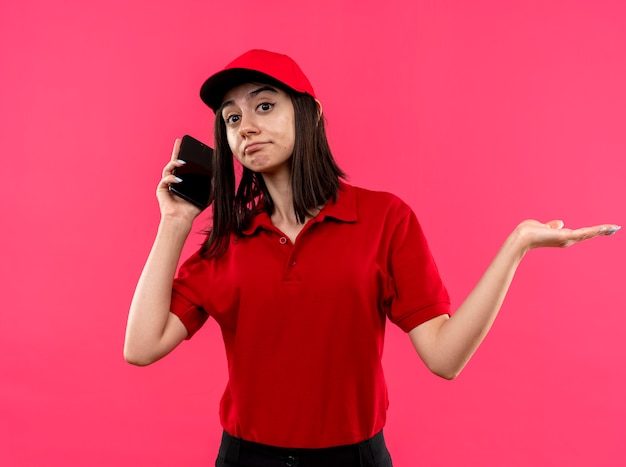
[515,219,620,253]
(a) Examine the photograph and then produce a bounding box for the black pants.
[215,430,393,467]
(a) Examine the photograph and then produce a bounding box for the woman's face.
[221,83,295,177]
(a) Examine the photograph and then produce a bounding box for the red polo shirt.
[170,182,450,448]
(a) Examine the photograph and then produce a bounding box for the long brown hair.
[201,88,345,259]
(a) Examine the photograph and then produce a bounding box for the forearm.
[124,216,192,364]
[422,229,527,379]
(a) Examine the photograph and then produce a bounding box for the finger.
[566,224,620,243]
[162,158,186,178]
[157,173,183,189]
[546,219,565,230]
[598,224,622,236]
[575,224,620,237]
[171,138,182,161]
[157,175,182,194]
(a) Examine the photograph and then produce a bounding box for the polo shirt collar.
[242,181,357,236]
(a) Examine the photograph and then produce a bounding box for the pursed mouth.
[244,142,267,154]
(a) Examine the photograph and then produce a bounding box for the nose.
[238,111,259,137]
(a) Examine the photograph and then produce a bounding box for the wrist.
[505,224,532,260]
[158,214,194,236]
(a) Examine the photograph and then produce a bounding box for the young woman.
[124,49,619,467]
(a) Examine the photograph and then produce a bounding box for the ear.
[314,98,323,121]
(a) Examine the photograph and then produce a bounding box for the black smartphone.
[169,135,214,209]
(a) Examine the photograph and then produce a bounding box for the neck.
[262,172,300,225]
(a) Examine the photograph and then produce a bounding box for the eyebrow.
[220,86,279,111]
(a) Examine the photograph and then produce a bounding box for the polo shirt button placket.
[279,237,288,245]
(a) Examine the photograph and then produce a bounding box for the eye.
[257,102,274,112]
[224,114,240,125]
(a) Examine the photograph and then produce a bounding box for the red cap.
[200,49,316,112]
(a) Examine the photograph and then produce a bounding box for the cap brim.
[200,68,289,112]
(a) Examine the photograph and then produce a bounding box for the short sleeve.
[170,251,210,339]
[386,209,450,332]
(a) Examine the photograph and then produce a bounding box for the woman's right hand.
[156,138,203,222]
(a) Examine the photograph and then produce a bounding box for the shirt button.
[290,260,296,267]
[285,456,296,467]
[279,237,287,245]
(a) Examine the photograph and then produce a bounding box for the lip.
[243,142,267,154]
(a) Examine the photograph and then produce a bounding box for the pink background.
[2,1,625,465]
